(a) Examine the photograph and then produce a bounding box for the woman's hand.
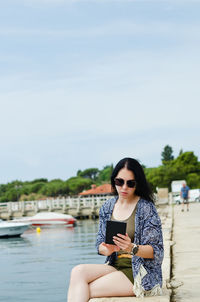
[113,233,132,253]
[99,242,120,256]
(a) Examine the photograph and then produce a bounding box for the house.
[79,184,112,196]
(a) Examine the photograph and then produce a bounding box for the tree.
[179,149,183,156]
[173,152,200,175]
[78,168,99,180]
[66,177,93,195]
[30,182,45,193]
[161,145,174,164]
[145,151,200,191]
[76,170,82,177]
[30,178,48,184]
[186,173,200,188]
[97,165,113,183]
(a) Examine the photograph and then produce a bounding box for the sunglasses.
[114,178,136,188]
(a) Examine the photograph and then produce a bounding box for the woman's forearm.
[134,244,154,259]
[98,243,108,256]
[100,241,154,258]
[112,233,154,259]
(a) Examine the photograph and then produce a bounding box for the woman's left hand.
[113,233,132,253]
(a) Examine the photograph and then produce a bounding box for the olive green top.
[111,206,136,255]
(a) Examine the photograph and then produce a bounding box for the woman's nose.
[122,182,128,189]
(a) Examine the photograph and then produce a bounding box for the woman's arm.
[133,244,154,258]
[140,205,164,264]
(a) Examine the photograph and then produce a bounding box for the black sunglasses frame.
[114,178,136,188]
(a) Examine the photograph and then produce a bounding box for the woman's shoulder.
[102,196,117,207]
[100,196,117,213]
[137,198,158,218]
[138,198,155,207]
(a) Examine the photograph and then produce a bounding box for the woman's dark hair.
[111,157,154,203]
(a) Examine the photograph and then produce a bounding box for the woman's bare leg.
[67,264,117,302]
[89,270,135,298]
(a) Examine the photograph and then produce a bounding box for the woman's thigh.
[89,270,135,298]
[70,263,117,283]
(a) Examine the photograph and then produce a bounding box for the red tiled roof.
[79,184,112,196]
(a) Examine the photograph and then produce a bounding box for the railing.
[0,194,171,220]
[0,195,110,219]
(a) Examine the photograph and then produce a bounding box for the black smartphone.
[105,220,127,245]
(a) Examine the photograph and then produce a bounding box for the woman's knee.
[70,264,86,281]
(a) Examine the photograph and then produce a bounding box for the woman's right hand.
[99,242,120,256]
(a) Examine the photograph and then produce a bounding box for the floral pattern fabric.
[96,196,164,297]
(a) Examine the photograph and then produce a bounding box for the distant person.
[67,158,164,301]
[180,183,190,212]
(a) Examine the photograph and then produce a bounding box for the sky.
[0,0,200,184]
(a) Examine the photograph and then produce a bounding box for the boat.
[0,219,31,238]
[13,212,76,227]
[29,212,77,226]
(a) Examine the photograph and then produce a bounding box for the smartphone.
[105,220,127,245]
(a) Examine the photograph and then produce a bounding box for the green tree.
[145,151,200,191]
[30,182,45,193]
[21,185,32,196]
[161,145,174,164]
[5,189,18,202]
[179,148,183,156]
[78,168,99,180]
[39,179,67,197]
[30,178,48,184]
[173,152,200,175]
[76,170,82,177]
[186,173,200,188]
[66,177,93,195]
[97,165,113,183]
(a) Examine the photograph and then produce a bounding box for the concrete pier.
[171,202,200,302]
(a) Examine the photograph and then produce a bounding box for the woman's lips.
[121,192,128,195]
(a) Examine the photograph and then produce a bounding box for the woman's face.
[115,167,136,199]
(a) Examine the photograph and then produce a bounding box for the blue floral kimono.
[96,196,164,297]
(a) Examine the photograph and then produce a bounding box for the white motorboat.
[13,212,76,227]
[0,219,31,238]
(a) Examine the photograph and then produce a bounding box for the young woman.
[67,158,163,301]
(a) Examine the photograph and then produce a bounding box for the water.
[0,220,105,302]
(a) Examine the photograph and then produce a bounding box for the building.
[79,184,112,196]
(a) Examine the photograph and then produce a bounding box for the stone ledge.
[89,289,171,302]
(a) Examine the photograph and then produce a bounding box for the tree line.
[145,146,200,191]
[0,165,113,202]
[0,146,200,203]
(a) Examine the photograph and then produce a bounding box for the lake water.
[0,220,104,302]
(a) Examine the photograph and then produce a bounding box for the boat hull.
[31,218,76,226]
[0,223,30,238]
